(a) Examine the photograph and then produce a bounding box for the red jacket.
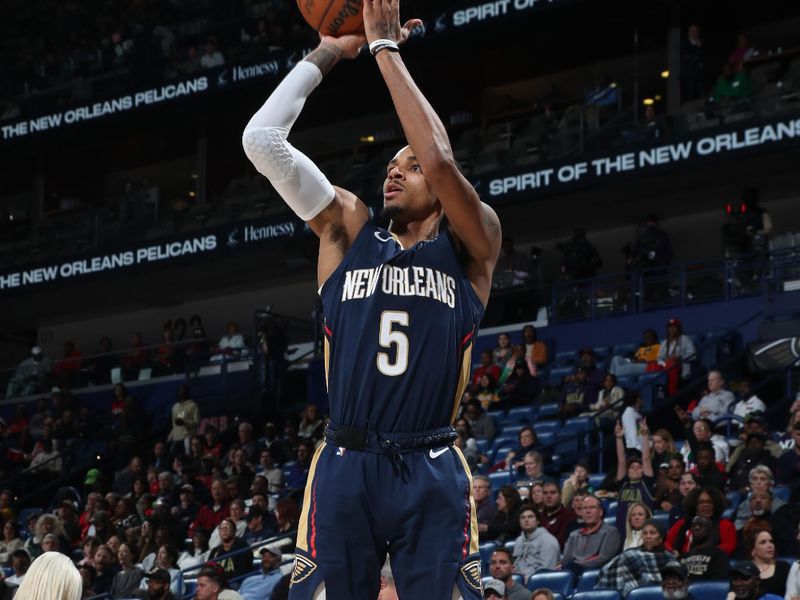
[666,517,736,556]
[190,503,230,538]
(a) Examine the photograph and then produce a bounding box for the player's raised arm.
[363,0,501,303]
[241,34,370,285]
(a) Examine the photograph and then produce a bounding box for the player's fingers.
[402,19,423,33]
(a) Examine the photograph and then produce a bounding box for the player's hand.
[319,33,366,60]
[363,0,422,45]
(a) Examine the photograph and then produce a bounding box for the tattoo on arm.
[483,207,501,237]
[304,42,343,77]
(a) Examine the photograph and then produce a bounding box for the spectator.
[628,215,673,272]
[5,548,31,587]
[52,340,83,388]
[596,518,675,594]
[464,400,496,441]
[512,506,560,582]
[614,420,656,535]
[243,507,274,546]
[109,543,145,599]
[209,500,247,549]
[776,422,800,489]
[255,450,284,494]
[732,379,767,425]
[5,346,53,398]
[167,384,199,456]
[79,564,98,599]
[200,37,225,69]
[729,33,758,71]
[691,442,727,491]
[522,325,548,373]
[588,373,625,422]
[516,451,548,488]
[666,487,736,556]
[482,578,506,599]
[610,329,661,377]
[154,327,177,376]
[211,322,246,362]
[620,392,644,452]
[561,463,592,507]
[558,227,602,280]
[678,412,729,465]
[208,519,251,580]
[177,528,209,571]
[85,337,117,385]
[560,494,621,575]
[274,498,299,534]
[93,544,120,595]
[623,503,653,550]
[190,479,230,538]
[669,472,697,525]
[297,405,322,440]
[680,24,704,101]
[139,545,182,596]
[660,561,698,600]
[132,568,176,600]
[472,351,502,389]
[711,63,753,101]
[238,544,283,600]
[473,476,497,539]
[284,440,314,493]
[113,456,145,495]
[729,560,784,600]
[501,427,544,475]
[14,552,82,600]
[739,491,796,556]
[692,370,735,421]
[654,455,685,512]
[498,360,539,408]
[734,466,783,530]
[559,366,593,418]
[786,530,800,599]
[475,373,499,410]
[682,515,730,581]
[488,548,529,600]
[530,589,555,600]
[658,317,697,385]
[541,481,578,549]
[486,486,522,544]
[728,434,778,492]
[493,236,533,289]
[0,521,23,565]
[25,514,66,560]
[493,333,513,367]
[121,332,149,380]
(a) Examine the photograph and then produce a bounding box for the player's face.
[381,146,437,221]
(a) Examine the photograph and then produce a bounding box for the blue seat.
[773,486,790,502]
[536,432,555,451]
[534,421,559,435]
[490,436,518,452]
[589,473,606,489]
[605,500,618,518]
[490,444,517,464]
[626,586,665,600]
[488,470,512,488]
[612,342,639,357]
[499,424,526,438]
[511,573,524,585]
[725,490,741,510]
[554,432,580,462]
[576,569,600,592]
[554,350,578,367]
[604,516,616,527]
[593,345,610,358]
[506,406,535,424]
[526,570,575,595]
[688,581,730,600]
[184,581,197,597]
[564,416,593,432]
[475,439,490,454]
[17,507,44,529]
[487,409,506,423]
[651,511,670,530]
[538,403,560,420]
[478,542,496,564]
[616,375,638,389]
[571,591,620,600]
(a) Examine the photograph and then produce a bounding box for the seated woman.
[610,329,660,377]
[666,486,737,556]
[596,519,676,595]
[623,502,653,550]
[485,486,523,544]
[492,332,513,368]
[587,373,625,425]
[497,359,539,408]
[745,524,789,598]
[476,373,499,410]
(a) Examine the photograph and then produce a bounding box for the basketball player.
[241,1,501,597]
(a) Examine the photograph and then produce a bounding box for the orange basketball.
[296,0,365,36]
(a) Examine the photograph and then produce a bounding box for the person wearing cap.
[237,544,283,600]
[483,578,506,599]
[692,370,735,422]
[657,318,696,385]
[5,346,53,398]
[681,515,729,580]
[595,518,675,594]
[132,567,176,600]
[559,365,595,418]
[614,419,657,536]
[173,483,200,534]
[660,560,698,600]
[730,561,784,600]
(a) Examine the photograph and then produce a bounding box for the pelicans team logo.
[290,554,317,586]
[460,559,482,590]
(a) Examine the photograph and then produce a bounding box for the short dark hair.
[198,565,227,589]
[491,547,513,562]
[519,505,542,522]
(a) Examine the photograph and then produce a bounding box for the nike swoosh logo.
[429,447,449,459]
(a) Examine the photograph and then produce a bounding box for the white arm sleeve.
[242,61,335,221]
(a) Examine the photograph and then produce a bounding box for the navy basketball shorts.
[288,443,483,599]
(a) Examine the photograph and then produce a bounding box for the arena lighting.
[609,82,618,88]
[191,173,198,179]
[643,98,655,105]
[188,191,196,197]
[654,95,662,101]
[359,135,376,143]
[661,70,670,78]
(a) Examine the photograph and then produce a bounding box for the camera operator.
[722,188,772,259]
[257,309,289,405]
[626,215,673,272]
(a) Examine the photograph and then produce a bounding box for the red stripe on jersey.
[310,481,319,558]
[324,324,332,338]
[459,330,474,351]
[461,488,471,559]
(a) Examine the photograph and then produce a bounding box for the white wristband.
[369,39,399,56]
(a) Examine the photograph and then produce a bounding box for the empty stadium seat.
[589,473,606,489]
[487,409,506,423]
[605,500,618,518]
[488,470,513,488]
[626,586,665,600]
[526,570,575,595]
[478,542,496,564]
[688,581,730,600]
[506,406,536,424]
[571,590,620,600]
[499,424,526,438]
[538,403,560,420]
[554,350,578,367]
[475,439,490,454]
[576,569,600,592]
[534,421,559,435]
[612,342,639,357]
[773,486,790,502]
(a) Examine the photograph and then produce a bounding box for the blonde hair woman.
[624,502,653,550]
[15,552,82,600]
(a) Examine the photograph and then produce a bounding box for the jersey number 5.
[377,310,409,376]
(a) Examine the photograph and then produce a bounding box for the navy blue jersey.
[319,222,484,433]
